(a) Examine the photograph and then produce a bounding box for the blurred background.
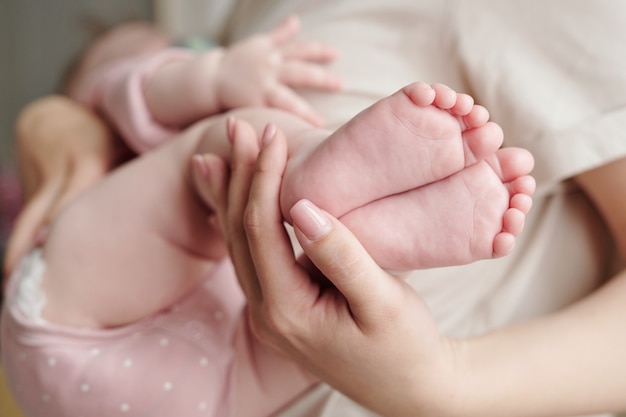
[0,0,237,284]
[0,0,153,284]
[0,3,236,413]
[0,3,152,414]
[2,3,626,417]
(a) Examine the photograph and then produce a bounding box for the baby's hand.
[215,15,342,125]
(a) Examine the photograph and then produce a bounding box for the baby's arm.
[144,15,342,128]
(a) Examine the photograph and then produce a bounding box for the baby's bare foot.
[214,82,536,271]
[280,82,504,220]
[339,147,535,270]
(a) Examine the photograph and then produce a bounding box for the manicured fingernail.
[226,116,236,142]
[290,199,332,240]
[262,123,276,147]
[192,154,210,179]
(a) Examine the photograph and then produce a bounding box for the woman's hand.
[4,96,120,277]
[197,118,462,416]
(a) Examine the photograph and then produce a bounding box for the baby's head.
[63,20,171,100]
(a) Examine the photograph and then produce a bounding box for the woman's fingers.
[191,152,228,216]
[235,120,400,329]
[290,199,399,330]
[243,124,316,308]
[221,118,265,303]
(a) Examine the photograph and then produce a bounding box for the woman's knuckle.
[264,303,298,336]
[243,203,265,238]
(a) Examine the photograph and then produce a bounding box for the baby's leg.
[39,106,323,329]
[194,82,510,226]
[202,84,535,271]
[32,113,317,416]
[40,119,229,328]
[278,82,535,270]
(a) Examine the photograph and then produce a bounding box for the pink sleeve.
[78,48,194,154]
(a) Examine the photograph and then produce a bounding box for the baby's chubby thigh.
[40,124,227,329]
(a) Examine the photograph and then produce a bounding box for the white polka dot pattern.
[0,258,312,416]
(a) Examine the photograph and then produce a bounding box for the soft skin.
[209,118,626,416]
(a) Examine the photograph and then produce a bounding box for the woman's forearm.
[453,268,626,417]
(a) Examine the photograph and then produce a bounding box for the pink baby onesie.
[1,251,315,417]
[75,48,193,154]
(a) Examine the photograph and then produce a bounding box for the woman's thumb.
[290,199,393,324]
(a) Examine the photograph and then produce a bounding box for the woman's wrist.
[367,335,469,417]
[408,336,470,417]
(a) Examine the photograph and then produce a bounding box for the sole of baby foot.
[280,82,504,221]
[339,147,535,270]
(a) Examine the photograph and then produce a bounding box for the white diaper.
[13,249,48,324]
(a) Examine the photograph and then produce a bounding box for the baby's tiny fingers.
[279,61,343,91]
[266,85,324,126]
[267,15,300,46]
[282,41,339,62]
